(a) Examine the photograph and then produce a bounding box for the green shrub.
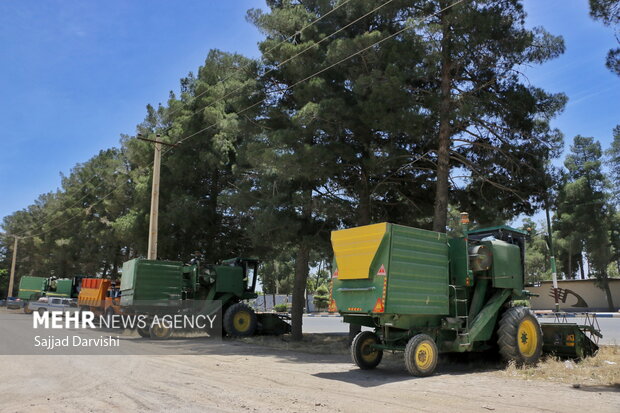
[274,303,288,312]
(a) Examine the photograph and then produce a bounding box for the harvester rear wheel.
[137,326,150,338]
[223,303,257,337]
[149,323,173,340]
[23,304,33,314]
[497,306,542,365]
[404,334,438,377]
[351,331,383,370]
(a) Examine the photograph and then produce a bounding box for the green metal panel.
[49,279,73,297]
[120,258,183,306]
[486,240,523,291]
[385,224,449,315]
[214,265,244,296]
[448,237,470,286]
[17,276,48,300]
[332,276,383,313]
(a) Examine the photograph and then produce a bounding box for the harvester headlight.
[469,245,492,272]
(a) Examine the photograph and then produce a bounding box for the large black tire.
[351,331,383,370]
[137,326,151,338]
[149,321,173,340]
[223,303,257,337]
[404,334,439,377]
[37,307,46,316]
[497,306,543,365]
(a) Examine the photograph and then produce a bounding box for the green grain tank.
[17,276,48,301]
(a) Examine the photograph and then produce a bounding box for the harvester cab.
[330,221,601,377]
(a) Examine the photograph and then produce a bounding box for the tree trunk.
[600,272,616,311]
[357,171,371,226]
[432,5,453,233]
[349,184,373,342]
[207,169,220,254]
[579,253,585,280]
[568,243,572,279]
[291,242,310,341]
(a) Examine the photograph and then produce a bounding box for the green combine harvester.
[17,276,49,301]
[120,257,291,339]
[329,217,601,376]
[17,276,82,313]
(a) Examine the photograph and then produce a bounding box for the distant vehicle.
[6,297,25,310]
[20,276,84,314]
[78,278,122,318]
[27,296,77,315]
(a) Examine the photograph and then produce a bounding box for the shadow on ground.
[573,383,620,393]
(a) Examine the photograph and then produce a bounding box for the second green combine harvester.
[120,256,290,339]
[330,217,600,376]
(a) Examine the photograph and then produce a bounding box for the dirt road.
[2,338,619,413]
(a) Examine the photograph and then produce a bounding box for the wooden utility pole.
[7,236,18,298]
[137,134,176,260]
[147,137,161,260]
[545,203,560,312]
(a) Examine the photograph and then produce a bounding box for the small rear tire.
[404,334,439,377]
[351,331,383,370]
[37,307,46,316]
[149,322,173,340]
[137,326,150,338]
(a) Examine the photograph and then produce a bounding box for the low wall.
[251,294,321,313]
[529,279,620,312]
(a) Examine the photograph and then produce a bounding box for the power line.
[9,0,394,238]
[173,0,398,124]
[166,0,359,119]
[13,0,467,240]
[9,0,361,238]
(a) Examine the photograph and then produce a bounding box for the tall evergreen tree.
[589,0,620,75]
[120,50,263,262]
[555,136,615,310]
[404,0,566,231]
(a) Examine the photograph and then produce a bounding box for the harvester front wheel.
[497,306,542,365]
[223,303,257,337]
[404,334,438,377]
[351,331,383,370]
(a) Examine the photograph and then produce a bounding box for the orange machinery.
[78,278,121,316]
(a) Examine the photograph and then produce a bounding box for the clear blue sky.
[0,0,618,223]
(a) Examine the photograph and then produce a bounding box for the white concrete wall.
[528,279,620,311]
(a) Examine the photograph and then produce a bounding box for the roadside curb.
[304,313,340,317]
[535,311,620,318]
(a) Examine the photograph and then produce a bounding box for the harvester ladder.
[450,285,470,347]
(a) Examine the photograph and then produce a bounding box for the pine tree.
[589,0,620,75]
[555,136,615,310]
